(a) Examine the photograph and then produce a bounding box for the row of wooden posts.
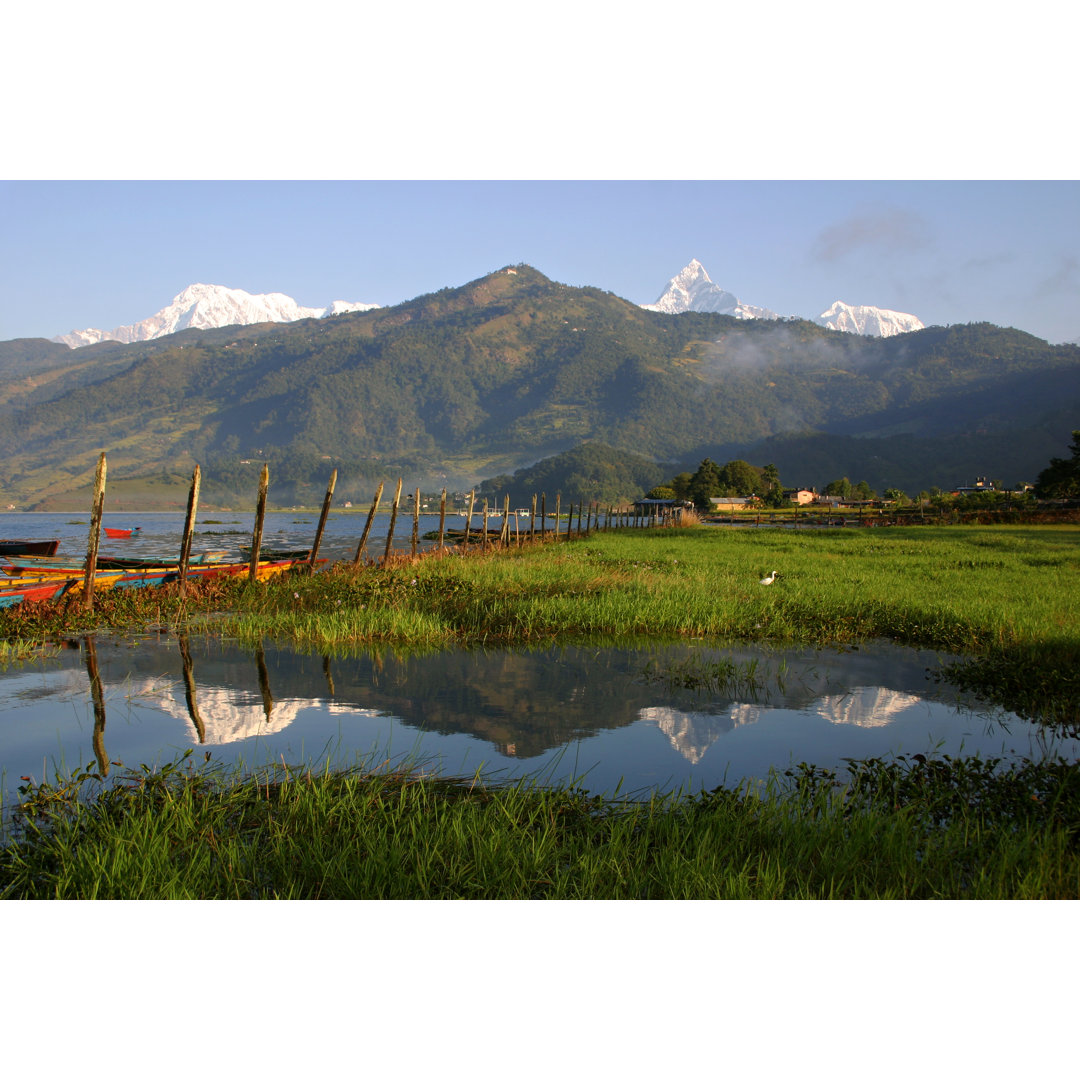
[79,453,679,610]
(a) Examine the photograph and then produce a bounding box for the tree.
[715,459,760,496]
[822,476,853,500]
[1035,430,1080,498]
[854,480,875,501]
[688,459,724,509]
[670,472,694,501]
[761,462,785,508]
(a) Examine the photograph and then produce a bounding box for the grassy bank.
[2,752,1077,899]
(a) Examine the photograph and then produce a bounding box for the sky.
[2,179,1078,343]
[4,4,1079,346]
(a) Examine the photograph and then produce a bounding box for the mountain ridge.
[51,282,379,349]
[1,263,1076,509]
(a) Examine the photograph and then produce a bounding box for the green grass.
[2,752,1076,899]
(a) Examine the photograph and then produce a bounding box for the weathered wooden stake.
[354,481,384,565]
[383,477,403,564]
[82,452,107,611]
[481,498,490,551]
[438,488,447,551]
[554,494,561,541]
[411,487,420,556]
[248,464,269,580]
[530,494,537,542]
[500,495,511,547]
[178,464,201,598]
[464,491,475,547]
[540,494,546,539]
[309,468,337,571]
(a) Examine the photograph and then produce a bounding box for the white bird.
[759,570,779,585]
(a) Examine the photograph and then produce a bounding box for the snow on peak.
[641,260,779,320]
[816,300,924,338]
[641,260,925,337]
[52,283,380,348]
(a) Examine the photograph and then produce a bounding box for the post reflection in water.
[2,635,1077,804]
[178,634,206,744]
[84,636,110,777]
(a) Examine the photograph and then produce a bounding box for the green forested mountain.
[1,264,1078,508]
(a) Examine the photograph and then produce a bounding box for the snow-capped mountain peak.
[641,259,779,321]
[815,300,924,338]
[52,283,380,348]
[641,259,924,337]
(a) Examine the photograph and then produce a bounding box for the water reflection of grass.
[2,750,1077,899]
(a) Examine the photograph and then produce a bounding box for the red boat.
[104,527,141,539]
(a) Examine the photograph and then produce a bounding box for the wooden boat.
[0,538,61,557]
[239,547,312,561]
[0,578,78,607]
[2,558,318,594]
[95,550,229,571]
[104,526,141,538]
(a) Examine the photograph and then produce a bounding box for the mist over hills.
[1,264,1077,509]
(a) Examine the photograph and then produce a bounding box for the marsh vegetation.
[2,522,1078,898]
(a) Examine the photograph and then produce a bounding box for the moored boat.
[0,538,61,557]
[104,526,141,538]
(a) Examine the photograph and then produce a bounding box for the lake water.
[0,508,545,565]
[2,634,1075,811]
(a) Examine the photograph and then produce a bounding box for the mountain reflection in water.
[1,635,1076,801]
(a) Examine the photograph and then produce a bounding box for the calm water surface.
[2,634,1075,809]
[0,509,535,564]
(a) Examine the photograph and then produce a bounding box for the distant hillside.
[477,442,672,506]
[1,264,1078,509]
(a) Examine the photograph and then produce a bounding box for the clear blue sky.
[3,5,1077,344]
[3,180,1078,343]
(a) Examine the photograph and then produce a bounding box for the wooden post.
[248,463,269,580]
[411,487,420,556]
[481,498,490,551]
[530,494,537,542]
[515,507,521,547]
[554,494,561,541]
[438,488,447,551]
[178,464,201,598]
[499,495,510,547]
[540,494,546,539]
[353,481,384,565]
[382,477,403,565]
[464,491,475,547]
[309,468,337,571]
[82,452,107,611]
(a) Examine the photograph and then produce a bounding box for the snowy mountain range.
[644,259,924,337]
[52,283,379,349]
[49,262,923,349]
